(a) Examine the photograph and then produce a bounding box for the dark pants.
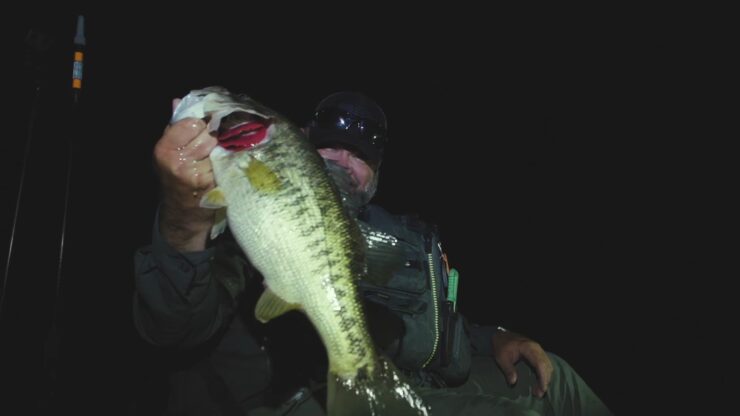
[418,354,613,416]
[252,353,612,416]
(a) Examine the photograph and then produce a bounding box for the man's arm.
[133,215,229,347]
[154,110,217,252]
[133,108,234,347]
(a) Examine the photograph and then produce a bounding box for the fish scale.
[213,121,374,376]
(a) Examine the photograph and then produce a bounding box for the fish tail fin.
[326,356,429,416]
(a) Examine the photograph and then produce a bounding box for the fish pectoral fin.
[244,158,283,193]
[200,187,228,209]
[210,208,228,240]
[255,288,300,323]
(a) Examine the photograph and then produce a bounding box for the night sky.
[1,10,719,415]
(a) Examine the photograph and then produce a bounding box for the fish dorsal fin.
[357,221,406,286]
[255,287,301,323]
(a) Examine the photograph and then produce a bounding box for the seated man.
[132,89,613,415]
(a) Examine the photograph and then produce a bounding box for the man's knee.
[546,352,576,381]
[544,352,613,415]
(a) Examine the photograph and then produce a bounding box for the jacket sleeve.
[132,212,249,347]
[466,322,499,356]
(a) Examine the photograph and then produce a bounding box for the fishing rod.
[0,19,63,320]
[40,14,86,409]
[1,14,86,411]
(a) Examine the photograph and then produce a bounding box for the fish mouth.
[217,111,271,151]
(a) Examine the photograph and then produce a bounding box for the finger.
[538,358,554,396]
[177,158,215,190]
[191,172,215,197]
[523,346,553,396]
[162,118,207,149]
[182,129,218,161]
[192,163,214,191]
[495,355,519,385]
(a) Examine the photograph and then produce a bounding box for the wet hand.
[492,329,554,398]
[153,99,219,250]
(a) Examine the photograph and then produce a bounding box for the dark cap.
[308,92,388,167]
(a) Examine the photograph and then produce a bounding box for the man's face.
[317,147,374,192]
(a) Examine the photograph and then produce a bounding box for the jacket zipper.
[422,252,440,368]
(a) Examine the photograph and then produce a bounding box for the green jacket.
[133,204,494,414]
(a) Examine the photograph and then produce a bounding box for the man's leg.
[448,354,613,416]
[417,387,542,416]
[251,383,541,416]
[249,387,326,416]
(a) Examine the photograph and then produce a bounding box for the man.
[133,90,612,415]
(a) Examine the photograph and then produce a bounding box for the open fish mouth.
[217,111,272,151]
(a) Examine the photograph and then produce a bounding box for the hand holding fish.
[154,99,219,251]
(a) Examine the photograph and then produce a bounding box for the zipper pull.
[447,268,459,312]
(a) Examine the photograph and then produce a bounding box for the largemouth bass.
[171,87,428,416]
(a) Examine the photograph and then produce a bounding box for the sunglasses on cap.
[313,108,388,151]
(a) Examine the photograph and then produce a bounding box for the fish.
[171,86,429,416]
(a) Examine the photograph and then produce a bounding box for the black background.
[0,8,724,415]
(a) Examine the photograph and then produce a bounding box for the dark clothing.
[133,205,611,415]
[134,214,273,413]
[417,354,612,416]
